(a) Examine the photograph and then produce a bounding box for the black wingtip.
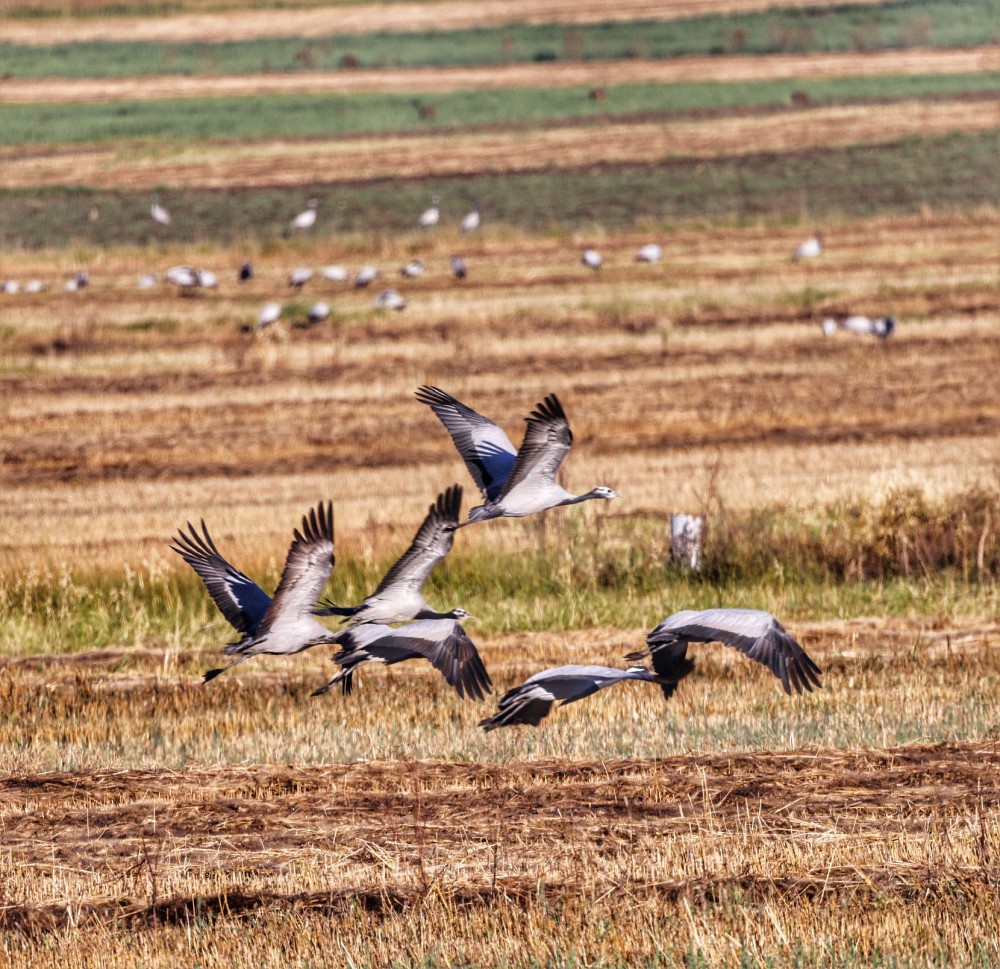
[415,385,455,407]
[528,393,566,424]
[203,668,224,683]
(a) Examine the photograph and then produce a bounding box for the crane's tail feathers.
[314,599,359,617]
[624,649,649,662]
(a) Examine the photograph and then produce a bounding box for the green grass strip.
[0,0,997,79]
[1,128,997,249]
[3,72,999,146]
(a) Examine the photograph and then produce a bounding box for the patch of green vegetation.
[4,72,999,146]
[1,0,998,79]
[123,317,180,333]
[1,128,998,249]
[2,487,997,655]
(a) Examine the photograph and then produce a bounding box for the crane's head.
[450,608,475,621]
[591,487,621,501]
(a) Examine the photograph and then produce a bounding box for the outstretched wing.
[340,619,492,700]
[499,395,573,499]
[650,608,822,695]
[170,521,271,633]
[416,386,517,501]
[259,501,335,629]
[372,485,461,598]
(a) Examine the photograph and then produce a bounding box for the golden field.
[1,3,1000,962]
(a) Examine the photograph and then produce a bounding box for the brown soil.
[2,740,997,934]
[2,98,996,191]
[0,0,895,45]
[4,47,997,104]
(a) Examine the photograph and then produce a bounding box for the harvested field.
[1,213,998,580]
[5,48,1000,103]
[2,732,1000,963]
[0,0,896,45]
[3,97,997,190]
[1,10,998,961]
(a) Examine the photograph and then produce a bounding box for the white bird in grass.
[164,265,199,291]
[581,248,603,271]
[354,266,380,288]
[320,265,348,283]
[460,207,480,232]
[316,484,470,626]
[374,288,406,311]
[400,259,424,278]
[196,269,218,289]
[843,315,896,339]
[137,273,157,289]
[793,233,823,260]
[625,608,822,699]
[311,619,492,700]
[634,243,662,263]
[286,198,318,235]
[150,193,171,226]
[479,665,667,730]
[64,271,89,292]
[450,255,467,279]
[415,386,620,525]
[308,301,330,325]
[418,197,440,228]
[288,267,313,288]
[24,279,46,294]
[2,280,19,294]
[256,301,282,329]
[170,501,340,682]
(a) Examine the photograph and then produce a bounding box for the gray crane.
[625,608,822,698]
[316,484,470,625]
[479,664,665,730]
[311,619,492,700]
[415,386,619,525]
[150,193,171,226]
[171,501,339,681]
[285,198,318,236]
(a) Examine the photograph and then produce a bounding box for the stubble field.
[1,0,1000,964]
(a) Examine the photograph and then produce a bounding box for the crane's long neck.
[557,489,602,507]
[414,606,460,620]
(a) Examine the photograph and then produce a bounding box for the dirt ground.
[2,738,997,934]
[4,47,997,104]
[0,0,895,45]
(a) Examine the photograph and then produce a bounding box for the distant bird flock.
[0,198,895,343]
[173,387,824,729]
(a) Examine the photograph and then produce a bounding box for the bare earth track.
[5,48,999,103]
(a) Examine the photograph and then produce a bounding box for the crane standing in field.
[285,198,319,236]
[171,501,340,682]
[415,386,620,525]
[316,484,471,625]
[150,194,172,226]
[625,608,822,699]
